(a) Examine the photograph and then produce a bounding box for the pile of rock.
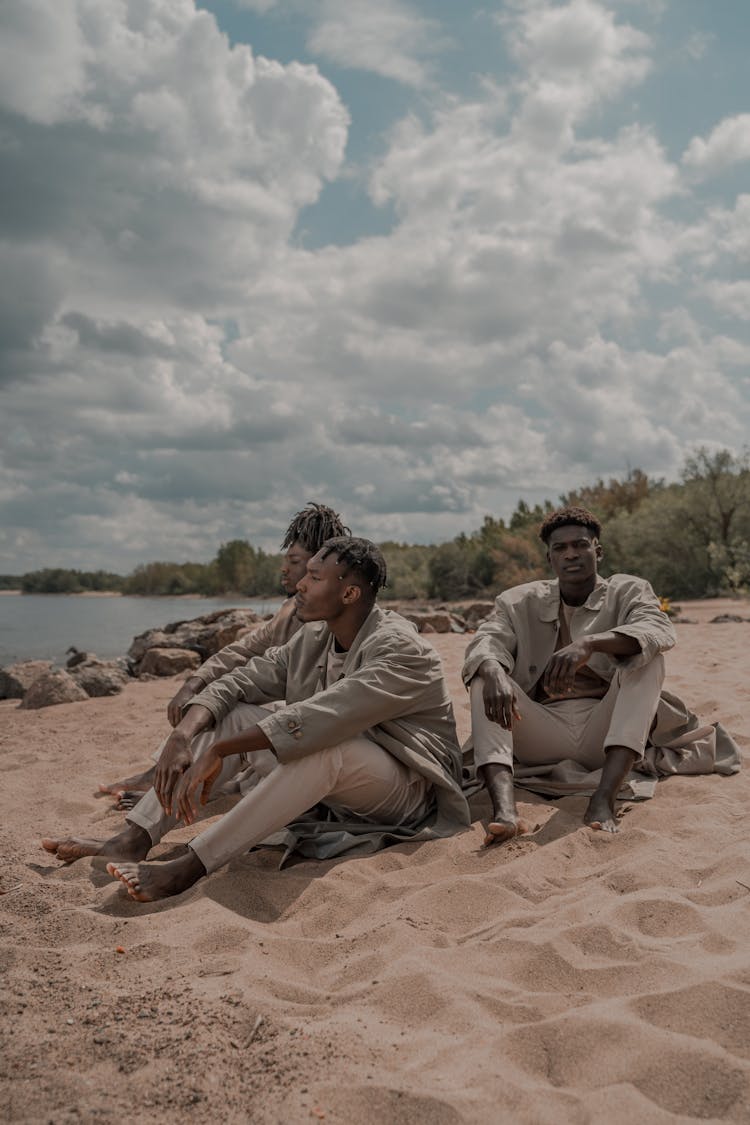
[127,607,263,678]
[0,606,266,709]
[392,601,494,634]
[0,601,494,710]
[0,651,130,709]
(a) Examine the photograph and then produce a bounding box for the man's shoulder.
[600,573,654,595]
[497,579,556,608]
[366,607,425,647]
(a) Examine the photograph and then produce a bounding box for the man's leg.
[470,678,581,845]
[579,656,665,832]
[41,704,275,863]
[108,738,430,902]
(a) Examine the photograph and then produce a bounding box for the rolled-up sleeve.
[610,578,676,666]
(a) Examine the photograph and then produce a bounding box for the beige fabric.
[128,702,430,873]
[131,606,470,865]
[191,606,467,820]
[463,573,677,692]
[462,572,740,798]
[470,656,665,771]
[192,597,300,687]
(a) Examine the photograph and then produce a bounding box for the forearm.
[175,704,215,740]
[211,724,272,759]
[585,631,641,658]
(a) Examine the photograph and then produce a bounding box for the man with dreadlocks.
[97,502,349,806]
[44,538,470,900]
[463,506,740,844]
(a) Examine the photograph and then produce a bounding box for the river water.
[0,594,285,666]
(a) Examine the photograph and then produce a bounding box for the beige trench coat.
[192,605,471,860]
[193,597,300,688]
[462,574,740,799]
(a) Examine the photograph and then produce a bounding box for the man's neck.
[327,604,373,651]
[559,577,597,607]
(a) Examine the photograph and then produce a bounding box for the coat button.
[287,721,296,730]
[293,732,302,740]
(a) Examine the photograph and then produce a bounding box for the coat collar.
[538,575,609,620]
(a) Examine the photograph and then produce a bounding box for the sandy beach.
[2,598,749,1123]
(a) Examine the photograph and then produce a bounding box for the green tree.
[214,539,258,594]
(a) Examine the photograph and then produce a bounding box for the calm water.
[0,594,285,666]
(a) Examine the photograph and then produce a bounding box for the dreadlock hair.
[538,506,602,544]
[281,502,350,554]
[318,536,388,603]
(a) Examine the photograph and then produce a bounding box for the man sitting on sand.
[100,502,349,807]
[464,506,740,845]
[44,538,470,900]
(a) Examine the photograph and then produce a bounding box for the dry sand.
[1,598,749,1123]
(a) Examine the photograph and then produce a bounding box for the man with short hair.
[44,537,470,900]
[464,506,740,843]
[99,502,349,806]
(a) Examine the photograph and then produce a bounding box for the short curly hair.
[319,536,388,601]
[538,506,601,544]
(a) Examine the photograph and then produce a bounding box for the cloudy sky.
[1,0,749,573]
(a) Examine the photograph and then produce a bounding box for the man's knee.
[612,653,665,691]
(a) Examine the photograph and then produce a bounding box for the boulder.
[127,629,173,663]
[709,614,746,624]
[65,647,94,669]
[70,658,130,697]
[399,610,457,634]
[0,660,54,700]
[128,608,263,667]
[463,602,495,628]
[20,670,88,709]
[138,647,201,678]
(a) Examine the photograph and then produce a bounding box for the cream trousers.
[128,703,431,874]
[470,656,665,773]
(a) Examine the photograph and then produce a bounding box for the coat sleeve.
[609,577,677,666]
[257,637,443,763]
[189,644,291,722]
[192,600,297,687]
[461,595,518,686]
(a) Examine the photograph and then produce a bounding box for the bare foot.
[483,817,531,847]
[111,790,146,811]
[97,766,155,797]
[583,793,621,834]
[41,825,152,864]
[106,851,206,902]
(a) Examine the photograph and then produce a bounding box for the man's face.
[294,549,353,622]
[280,540,313,595]
[546,524,601,587]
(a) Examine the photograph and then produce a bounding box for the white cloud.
[1,0,749,572]
[682,114,750,178]
[503,0,652,149]
[307,0,447,88]
[700,280,750,322]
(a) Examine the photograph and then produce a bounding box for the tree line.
[4,448,749,602]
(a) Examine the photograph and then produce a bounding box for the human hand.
[479,662,521,728]
[173,748,223,825]
[166,678,202,727]
[154,730,193,814]
[543,639,593,697]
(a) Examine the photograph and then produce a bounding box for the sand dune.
[2,598,749,1122]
